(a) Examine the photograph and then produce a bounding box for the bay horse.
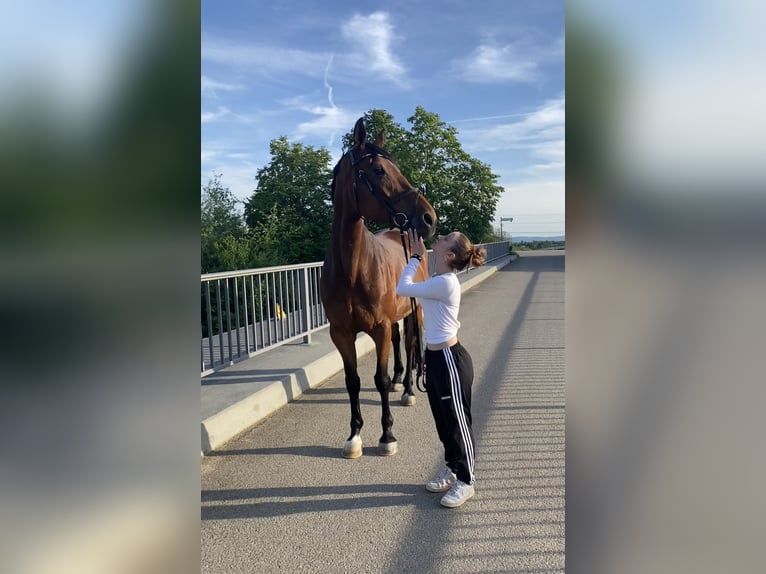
[320,118,437,458]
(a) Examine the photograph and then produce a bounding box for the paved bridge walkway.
[201,250,565,574]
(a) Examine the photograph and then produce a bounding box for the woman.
[397,228,486,508]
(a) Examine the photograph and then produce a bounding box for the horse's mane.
[330,143,394,203]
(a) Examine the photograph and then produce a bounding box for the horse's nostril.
[423,213,433,226]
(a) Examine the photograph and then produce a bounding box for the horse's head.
[332,118,436,239]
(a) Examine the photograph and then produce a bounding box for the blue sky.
[202,1,564,238]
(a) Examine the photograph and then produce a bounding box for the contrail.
[324,54,336,108]
[324,54,337,147]
[446,112,533,124]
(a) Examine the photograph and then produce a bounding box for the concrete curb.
[201,333,377,454]
[201,254,513,454]
[460,252,516,292]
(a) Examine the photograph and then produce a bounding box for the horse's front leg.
[371,323,398,456]
[330,325,364,459]
[399,314,418,406]
[390,321,405,393]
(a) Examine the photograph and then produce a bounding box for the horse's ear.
[373,130,385,149]
[353,118,366,148]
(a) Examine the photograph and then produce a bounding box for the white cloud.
[450,29,564,85]
[451,43,538,83]
[460,96,565,165]
[201,106,232,123]
[201,75,245,97]
[202,37,328,78]
[293,105,359,146]
[201,104,264,125]
[202,14,411,92]
[201,149,220,163]
[526,138,565,173]
[341,12,408,86]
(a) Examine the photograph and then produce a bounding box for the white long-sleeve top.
[396,257,461,345]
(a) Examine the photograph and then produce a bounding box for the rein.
[398,230,427,393]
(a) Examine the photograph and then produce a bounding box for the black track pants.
[425,342,475,485]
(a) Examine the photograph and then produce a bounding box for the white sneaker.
[440,480,475,508]
[425,465,457,493]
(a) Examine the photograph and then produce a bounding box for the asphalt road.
[201,250,565,574]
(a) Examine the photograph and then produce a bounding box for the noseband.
[348,148,423,231]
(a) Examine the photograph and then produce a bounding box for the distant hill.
[511,235,565,243]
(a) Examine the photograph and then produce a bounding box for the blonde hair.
[450,232,486,271]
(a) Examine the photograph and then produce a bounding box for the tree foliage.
[513,240,566,251]
[341,109,409,159]
[201,174,246,273]
[244,137,333,264]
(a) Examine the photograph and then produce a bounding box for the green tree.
[404,107,502,243]
[201,174,246,273]
[244,137,333,264]
[341,109,409,159]
[439,155,500,242]
[213,234,252,271]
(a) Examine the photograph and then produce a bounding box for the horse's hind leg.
[330,325,364,459]
[390,321,405,393]
[371,323,397,456]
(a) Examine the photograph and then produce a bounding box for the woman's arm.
[397,258,451,300]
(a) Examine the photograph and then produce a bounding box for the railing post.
[224,279,233,366]
[301,267,312,344]
[201,262,330,375]
[204,281,214,369]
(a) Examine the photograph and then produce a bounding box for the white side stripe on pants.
[443,348,475,483]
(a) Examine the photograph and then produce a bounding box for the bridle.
[347,147,424,232]
[342,146,428,392]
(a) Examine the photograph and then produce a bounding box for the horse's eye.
[374,167,386,177]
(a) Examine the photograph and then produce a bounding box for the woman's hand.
[408,228,426,258]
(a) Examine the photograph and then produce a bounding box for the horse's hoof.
[400,392,416,407]
[377,441,398,456]
[391,383,404,393]
[342,436,363,459]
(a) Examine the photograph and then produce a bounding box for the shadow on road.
[202,483,425,520]
[205,444,341,459]
[383,251,566,574]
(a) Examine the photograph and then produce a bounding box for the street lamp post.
[500,217,513,241]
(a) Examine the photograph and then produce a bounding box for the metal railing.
[201,241,510,376]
